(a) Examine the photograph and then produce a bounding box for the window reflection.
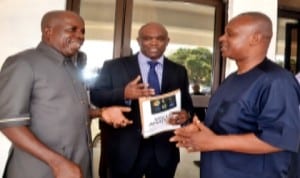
[79,0,116,80]
[276,18,298,69]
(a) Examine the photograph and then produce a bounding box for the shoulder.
[102,55,137,72]
[257,59,295,81]
[164,57,186,70]
[2,48,38,70]
[163,57,188,76]
[253,59,300,93]
[104,55,136,65]
[0,50,37,84]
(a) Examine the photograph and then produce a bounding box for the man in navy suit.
[90,22,194,178]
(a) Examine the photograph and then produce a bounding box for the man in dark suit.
[90,22,194,178]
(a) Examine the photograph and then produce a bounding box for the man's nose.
[150,38,159,45]
[219,35,225,42]
[76,30,85,40]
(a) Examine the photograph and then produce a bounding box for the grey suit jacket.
[0,42,92,178]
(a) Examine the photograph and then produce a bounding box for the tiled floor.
[0,133,199,178]
[92,147,199,178]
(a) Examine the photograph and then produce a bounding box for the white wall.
[0,0,66,176]
[0,0,66,67]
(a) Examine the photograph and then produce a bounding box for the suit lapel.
[123,55,142,82]
[161,58,172,93]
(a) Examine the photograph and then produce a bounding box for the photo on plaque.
[150,95,177,114]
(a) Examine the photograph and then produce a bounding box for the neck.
[236,56,265,74]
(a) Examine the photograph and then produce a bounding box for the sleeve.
[0,56,33,128]
[256,77,300,152]
[179,66,194,121]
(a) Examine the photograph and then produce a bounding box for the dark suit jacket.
[90,54,193,175]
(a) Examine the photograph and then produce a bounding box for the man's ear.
[249,32,262,46]
[44,26,52,39]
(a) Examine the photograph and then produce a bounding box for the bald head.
[219,12,273,72]
[40,10,85,57]
[235,12,273,41]
[41,10,83,33]
[138,22,168,38]
[137,22,169,60]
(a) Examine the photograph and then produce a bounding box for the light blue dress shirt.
[138,52,164,88]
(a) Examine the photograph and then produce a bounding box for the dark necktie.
[147,61,160,95]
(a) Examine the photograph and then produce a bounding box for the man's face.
[137,24,169,60]
[47,14,85,57]
[219,16,253,61]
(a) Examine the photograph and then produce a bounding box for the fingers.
[170,134,192,149]
[129,75,141,85]
[186,146,196,152]
[118,106,131,113]
[137,83,148,89]
[168,114,180,125]
[168,110,189,125]
[170,123,199,144]
[192,115,200,123]
[101,106,133,128]
[112,119,133,128]
[125,76,155,99]
[170,129,199,152]
[193,118,207,131]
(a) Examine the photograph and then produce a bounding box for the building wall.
[0,0,65,176]
[0,0,65,67]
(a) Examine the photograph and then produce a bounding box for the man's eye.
[143,37,151,41]
[66,27,77,32]
[71,27,77,32]
[157,37,166,41]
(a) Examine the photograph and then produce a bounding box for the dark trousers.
[106,138,178,178]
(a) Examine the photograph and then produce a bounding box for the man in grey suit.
[91,22,194,178]
[0,10,131,178]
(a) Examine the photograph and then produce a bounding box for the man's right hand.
[51,156,83,178]
[101,106,133,128]
[124,75,155,99]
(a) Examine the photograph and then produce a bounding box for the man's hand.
[168,110,190,125]
[1,126,84,178]
[170,116,217,152]
[51,156,83,178]
[124,75,155,99]
[101,106,133,128]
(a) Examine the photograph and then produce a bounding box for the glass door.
[284,23,300,74]
[125,0,224,109]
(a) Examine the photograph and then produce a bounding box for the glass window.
[79,1,117,176]
[276,18,299,73]
[80,0,116,80]
[131,0,215,95]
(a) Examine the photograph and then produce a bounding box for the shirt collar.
[37,42,70,65]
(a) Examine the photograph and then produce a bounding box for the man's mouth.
[149,48,159,53]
